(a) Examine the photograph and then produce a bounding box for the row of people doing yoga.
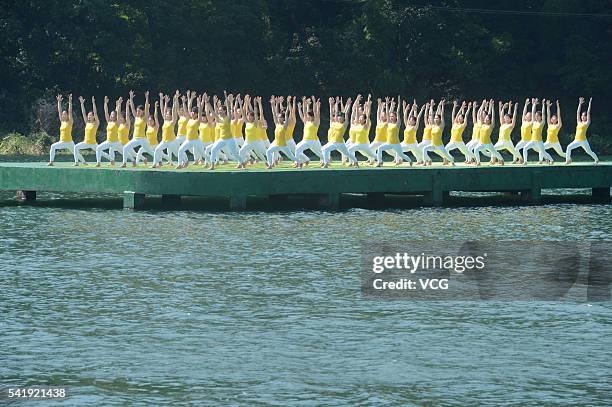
[48,92,599,169]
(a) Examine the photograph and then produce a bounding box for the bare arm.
[144,91,150,119]
[523,98,530,121]
[67,94,73,124]
[556,100,562,128]
[56,94,63,121]
[125,98,131,128]
[511,102,518,127]
[452,101,458,124]
[92,96,100,126]
[586,97,592,124]
[79,96,87,124]
[154,101,159,128]
[103,96,111,122]
[314,99,321,127]
[128,90,137,117]
[576,98,582,123]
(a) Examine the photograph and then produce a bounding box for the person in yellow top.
[177,91,207,168]
[417,99,435,151]
[73,95,100,166]
[543,100,566,159]
[295,95,324,166]
[115,97,131,164]
[376,96,413,166]
[151,92,180,168]
[566,97,598,164]
[176,96,189,146]
[514,98,533,162]
[493,101,521,163]
[196,93,215,164]
[270,95,298,164]
[48,94,75,165]
[466,100,485,161]
[95,96,124,166]
[238,95,267,168]
[523,98,554,164]
[232,94,245,149]
[474,99,503,165]
[208,92,241,170]
[369,98,389,155]
[122,90,153,167]
[445,100,474,163]
[347,95,377,163]
[321,97,358,167]
[135,100,164,165]
[422,99,455,166]
[266,95,300,168]
[343,94,364,164]
[400,100,426,164]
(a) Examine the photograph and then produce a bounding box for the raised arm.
[416,104,426,130]
[463,102,471,126]
[511,102,518,127]
[125,97,131,128]
[472,101,479,124]
[343,98,352,128]
[92,96,100,126]
[79,96,87,123]
[314,98,321,127]
[556,100,562,127]
[498,101,504,123]
[586,97,592,124]
[546,100,552,125]
[531,97,537,121]
[328,97,334,126]
[103,96,110,122]
[452,101,458,124]
[67,94,74,124]
[172,94,179,123]
[56,94,63,121]
[523,98,530,120]
[489,99,495,127]
[541,98,546,124]
[154,100,160,128]
[283,100,291,130]
[128,90,137,118]
[438,99,445,129]
[144,91,150,119]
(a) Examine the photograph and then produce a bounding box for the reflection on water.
[0,191,611,405]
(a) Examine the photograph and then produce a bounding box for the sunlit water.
[1,188,611,405]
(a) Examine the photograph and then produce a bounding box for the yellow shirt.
[498,123,513,142]
[386,123,401,144]
[349,127,356,144]
[259,127,269,142]
[403,126,417,144]
[177,116,188,136]
[286,122,296,142]
[303,121,319,141]
[575,122,588,141]
[146,125,158,146]
[199,122,214,143]
[521,121,532,141]
[374,123,387,142]
[118,123,129,145]
[329,122,346,144]
[214,122,221,141]
[59,121,73,142]
[531,121,544,141]
[422,125,432,141]
[161,120,176,142]
[186,119,199,141]
[479,124,493,144]
[450,123,466,143]
[275,126,287,147]
[84,122,97,145]
[133,117,146,139]
[431,125,443,146]
[232,120,243,139]
[244,122,259,143]
[471,123,481,142]
[106,121,118,142]
[353,124,371,144]
[218,117,232,140]
[546,124,560,143]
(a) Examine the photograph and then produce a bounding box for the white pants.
[176,135,186,145]
[122,138,149,164]
[467,138,491,158]
[377,143,412,163]
[417,139,432,150]
[523,141,553,162]
[322,142,357,165]
[565,140,598,162]
[494,140,521,161]
[369,141,384,152]
[234,137,245,149]
[178,139,206,165]
[74,142,97,163]
[153,140,179,165]
[210,138,240,164]
[401,142,424,162]
[544,141,566,159]
[205,143,228,163]
[266,145,298,166]
[239,141,267,163]
[96,141,123,163]
[271,138,295,161]
[49,141,75,162]
[422,144,454,163]
[445,141,473,161]
[349,143,376,160]
[474,143,502,164]
[295,139,323,164]
[135,141,169,164]
[515,140,529,152]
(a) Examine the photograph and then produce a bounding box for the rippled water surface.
[1,190,611,405]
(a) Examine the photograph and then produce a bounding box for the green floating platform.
[0,161,610,210]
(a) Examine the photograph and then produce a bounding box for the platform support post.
[229,194,247,210]
[17,190,36,201]
[592,187,610,201]
[319,193,340,210]
[123,191,145,209]
[521,171,542,204]
[161,194,181,207]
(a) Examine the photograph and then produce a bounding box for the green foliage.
[0,0,610,150]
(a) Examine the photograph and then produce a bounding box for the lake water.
[0,187,611,405]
